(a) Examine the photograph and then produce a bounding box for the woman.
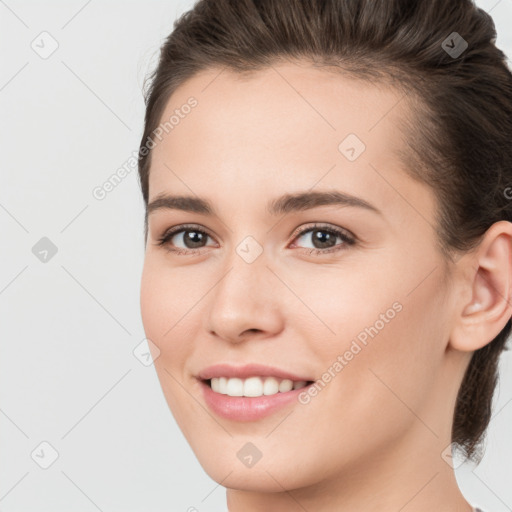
[138,0,512,510]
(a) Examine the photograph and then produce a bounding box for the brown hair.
[137,0,512,462]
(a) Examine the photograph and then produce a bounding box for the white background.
[1,1,511,511]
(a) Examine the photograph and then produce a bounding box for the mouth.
[196,363,316,421]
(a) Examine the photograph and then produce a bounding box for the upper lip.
[197,363,313,382]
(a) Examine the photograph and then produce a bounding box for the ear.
[449,220,512,352]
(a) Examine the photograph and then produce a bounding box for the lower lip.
[199,379,312,422]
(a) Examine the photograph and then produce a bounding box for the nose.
[204,249,284,344]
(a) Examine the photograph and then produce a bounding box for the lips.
[197,363,313,382]
[196,363,316,421]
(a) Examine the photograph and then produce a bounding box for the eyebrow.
[146,190,381,219]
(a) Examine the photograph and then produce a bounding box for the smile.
[196,363,316,421]
[207,376,312,397]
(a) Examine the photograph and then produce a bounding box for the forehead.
[147,62,425,215]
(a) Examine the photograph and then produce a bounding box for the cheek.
[140,258,192,367]
[292,247,449,355]
[293,253,449,419]
[140,260,167,341]
[140,259,201,427]
[284,258,405,353]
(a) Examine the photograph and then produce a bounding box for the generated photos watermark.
[298,300,403,405]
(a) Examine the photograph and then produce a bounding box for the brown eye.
[170,229,208,249]
[157,224,216,254]
[290,224,356,255]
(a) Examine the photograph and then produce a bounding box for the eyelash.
[156,223,356,256]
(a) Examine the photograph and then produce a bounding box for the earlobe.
[450,221,512,352]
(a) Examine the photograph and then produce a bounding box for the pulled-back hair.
[138,0,512,462]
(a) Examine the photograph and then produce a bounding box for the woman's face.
[140,63,464,491]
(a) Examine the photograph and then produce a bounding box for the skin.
[139,61,512,512]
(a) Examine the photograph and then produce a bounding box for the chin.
[191,442,316,493]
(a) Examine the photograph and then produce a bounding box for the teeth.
[244,377,263,397]
[263,377,279,395]
[279,379,293,392]
[226,377,244,396]
[211,377,220,393]
[210,376,310,397]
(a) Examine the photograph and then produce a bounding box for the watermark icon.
[298,301,403,405]
[504,186,512,200]
[237,442,263,468]
[338,133,366,162]
[441,32,468,59]
[32,237,58,263]
[236,235,263,264]
[31,441,59,469]
[441,442,464,469]
[31,31,59,59]
[133,338,160,366]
